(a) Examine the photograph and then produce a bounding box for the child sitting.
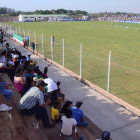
[51,102,60,123]
[57,81,65,103]
[43,67,48,78]
[61,109,83,140]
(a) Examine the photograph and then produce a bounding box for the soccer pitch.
[9,21,140,108]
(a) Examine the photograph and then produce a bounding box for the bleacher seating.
[0,31,104,140]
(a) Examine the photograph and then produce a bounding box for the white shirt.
[44,78,58,92]
[61,116,77,136]
[0,56,6,63]
[0,55,6,67]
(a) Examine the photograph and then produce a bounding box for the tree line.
[0,7,88,16]
[0,7,139,17]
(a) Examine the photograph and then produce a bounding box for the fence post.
[28,29,30,48]
[23,28,24,38]
[34,31,37,52]
[6,24,7,35]
[80,43,82,78]
[23,28,25,40]
[63,39,64,67]
[107,51,111,93]
[19,27,21,36]
[51,36,53,61]
[16,27,17,34]
[42,33,44,56]
[4,24,5,35]
[10,25,11,36]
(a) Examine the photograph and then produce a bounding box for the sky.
[0,0,140,13]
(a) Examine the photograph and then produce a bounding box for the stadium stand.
[0,28,103,140]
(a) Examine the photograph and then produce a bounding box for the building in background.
[19,14,67,22]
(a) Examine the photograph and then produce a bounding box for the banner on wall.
[13,34,24,45]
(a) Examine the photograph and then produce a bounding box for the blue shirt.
[71,107,84,125]
[0,82,5,94]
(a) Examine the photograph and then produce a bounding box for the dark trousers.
[48,89,58,105]
[0,68,15,82]
[20,105,49,127]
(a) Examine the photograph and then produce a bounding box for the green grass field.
[9,21,140,109]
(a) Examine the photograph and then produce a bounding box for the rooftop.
[19,14,67,17]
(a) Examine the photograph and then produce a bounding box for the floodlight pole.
[51,36,53,61]
[107,51,111,93]
[80,43,82,78]
[63,39,64,67]
[42,33,44,56]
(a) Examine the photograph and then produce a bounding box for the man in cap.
[33,77,39,86]
[71,101,88,127]
[26,53,31,61]
[96,131,110,140]
[19,80,53,128]
[101,131,110,140]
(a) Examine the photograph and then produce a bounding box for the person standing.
[23,40,26,47]
[52,36,55,47]
[32,42,35,53]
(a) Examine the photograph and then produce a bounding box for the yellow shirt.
[51,106,59,120]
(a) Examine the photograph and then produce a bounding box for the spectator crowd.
[98,13,140,22]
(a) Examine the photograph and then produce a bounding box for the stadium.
[0,1,140,140]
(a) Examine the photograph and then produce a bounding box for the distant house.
[18,14,67,22]
[68,15,88,21]
[82,15,88,20]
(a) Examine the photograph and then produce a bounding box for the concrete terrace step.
[46,106,97,140]
[0,73,49,140]
[0,111,16,140]
[5,36,104,139]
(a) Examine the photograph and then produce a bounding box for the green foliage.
[0,7,88,16]
[0,7,15,14]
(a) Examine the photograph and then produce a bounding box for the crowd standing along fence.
[1,22,140,109]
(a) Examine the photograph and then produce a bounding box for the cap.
[33,77,39,82]
[102,131,110,140]
[36,80,48,87]
[20,59,25,63]
[28,53,31,56]
[76,101,83,108]
[13,54,19,59]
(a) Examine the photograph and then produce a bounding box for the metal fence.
[2,22,140,108]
